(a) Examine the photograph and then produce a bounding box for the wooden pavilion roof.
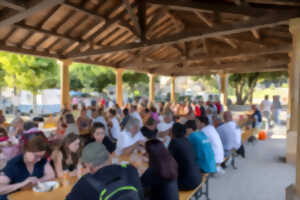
[0,0,298,76]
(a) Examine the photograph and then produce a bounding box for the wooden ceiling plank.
[67,12,297,59]
[14,23,82,43]
[0,0,26,11]
[246,0,300,6]
[137,0,147,41]
[0,0,65,27]
[62,2,106,22]
[68,3,131,55]
[0,41,59,58]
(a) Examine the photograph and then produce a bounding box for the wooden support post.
[116,68,124,108]
[288,57,297,132]
[148,74,155,103]
[171,76,176,103]
[59,59,72,110]
[289,17,300,197]
[220,73,227,108]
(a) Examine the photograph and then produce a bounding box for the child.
[91,122,116,153]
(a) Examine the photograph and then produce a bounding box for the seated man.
[251,104,262,128]
[141,117,158,139]
[67,142,144,200]
[116,117,146,156]
[0,135,55,200]
[214,112,241,157]
[157,111,174,147]
[198,117,224,165]
[185,120,216,173]
[169,123,202,190]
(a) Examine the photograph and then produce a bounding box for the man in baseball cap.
[66,142,144,200]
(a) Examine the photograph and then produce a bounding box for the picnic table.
[8,152,148,200]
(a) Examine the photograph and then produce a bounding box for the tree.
[123,71,149,96]
[228,72,288,105]
[0,52,59,114]
[191,75,219,93]
[69,63,115,92]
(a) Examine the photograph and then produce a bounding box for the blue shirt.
[0,154,47,200]
[188,131,216,173]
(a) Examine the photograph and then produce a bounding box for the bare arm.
[0,175,35,195]
[39,162,55,182]
[52,151,64,178]
[122,141,144,156]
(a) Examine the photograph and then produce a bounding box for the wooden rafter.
[0,0,26,11]
[118,45,290,68]
[123,0,142,39]
[246,0,300,6]
[148,0,269,16]
[194,11,237,49]
[137,0,147,41]
[0,0,65,27]
[251,29,260,39]
[68,11,297,59]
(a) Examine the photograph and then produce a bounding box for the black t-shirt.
[66,164,143,200]
[140,126,157,139]
[141,167,179,200]
[168,137,202,190]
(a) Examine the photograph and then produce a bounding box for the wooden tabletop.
[8,153,148,200]
[8,176,78,200]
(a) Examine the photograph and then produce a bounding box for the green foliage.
[191,75,219,93]
[69,63,115,92]
[123,70,149,94]
[0,52,59,95]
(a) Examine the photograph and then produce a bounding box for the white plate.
[33,181,60,192]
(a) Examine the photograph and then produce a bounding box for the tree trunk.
[32,93,38,115]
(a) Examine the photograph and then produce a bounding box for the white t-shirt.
[131,111,143,128]
[110,117,121,140]
[202,125,224,164]
[261,100,272,112]
[157,120,174,148]
[216,121,241,151]
[116,131,146,155]
[157,121,174,132]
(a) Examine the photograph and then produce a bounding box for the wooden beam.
[67,12,297,59]
[0,0,26,11]
[120,45,290,68]
[123,0,142,39]
[0,0,65,27]
[194,10,237,49]
[148,0,269,16]
[137,0,147,41]
[246,0,300,6]
[251,29,260,39]
[0,41,60,59]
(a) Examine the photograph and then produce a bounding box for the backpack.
[85,164,141,200]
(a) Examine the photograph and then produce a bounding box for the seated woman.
[0,135,55,200]
[0,127,19,161]
[90,122,116,153]
[168,123,202,190]
[65,113,80,136]
[51,133,81,177]
[8,117,24,140]
[141,139,179,200]
[76,108,92,135]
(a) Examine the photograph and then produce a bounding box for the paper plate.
[33,181,60,192]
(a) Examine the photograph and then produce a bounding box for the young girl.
[51,133,81,177]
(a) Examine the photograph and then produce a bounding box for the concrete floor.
[206,126,295,200]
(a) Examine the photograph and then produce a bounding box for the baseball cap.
[80,142,109,166]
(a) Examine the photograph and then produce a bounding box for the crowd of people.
[0,96,261,200]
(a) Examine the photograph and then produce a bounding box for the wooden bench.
[179,174,209,200]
